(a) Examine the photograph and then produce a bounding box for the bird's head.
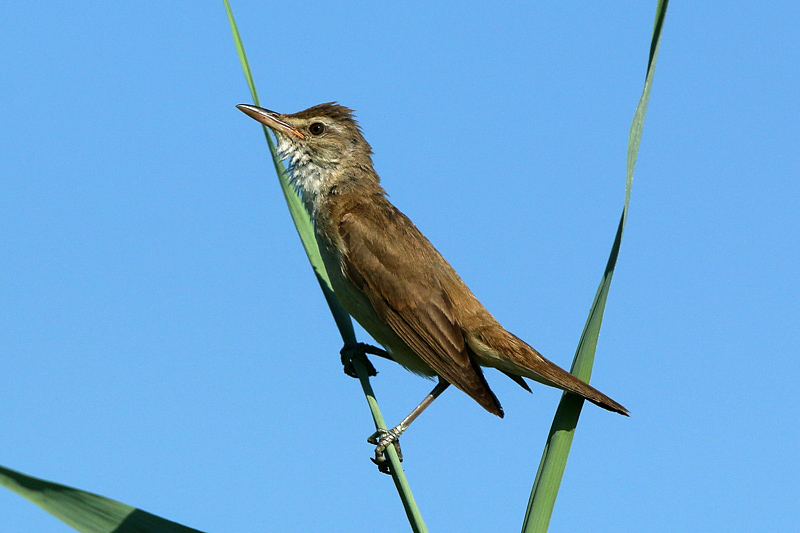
[237,102,373,171]
[237,102,378,212]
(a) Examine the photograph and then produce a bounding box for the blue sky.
[1,2,798,531]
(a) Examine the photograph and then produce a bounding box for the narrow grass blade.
[223,0,354,339]
[521,2,669,531]
[223,2,427,531]
[0,465,202,533]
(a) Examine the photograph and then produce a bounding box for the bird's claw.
[340,342,380,377]
[368,427,404,474]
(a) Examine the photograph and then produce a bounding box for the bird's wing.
[338,200,503,416]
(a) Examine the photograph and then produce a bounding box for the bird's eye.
[309,122,326,135]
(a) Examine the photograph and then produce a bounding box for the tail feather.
[501,370,532,393]
[467,326,629,416]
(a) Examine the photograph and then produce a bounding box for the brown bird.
[238,102,628,468]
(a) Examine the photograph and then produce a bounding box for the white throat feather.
[276,133,336,218]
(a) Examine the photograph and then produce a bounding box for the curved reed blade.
[0,465,202,533]
[522,2,669,531]
[224,2,427,531]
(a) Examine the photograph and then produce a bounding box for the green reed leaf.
[223,2,427,531]
[0,465,202,533]
[521,2,669,531]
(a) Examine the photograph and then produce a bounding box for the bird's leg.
[369,379,451,474]
[339,342,390,378]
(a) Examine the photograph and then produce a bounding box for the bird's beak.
[236,104,305,139]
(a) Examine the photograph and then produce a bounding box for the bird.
[237,102,628,469]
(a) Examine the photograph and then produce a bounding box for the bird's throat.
[277,136,332,218]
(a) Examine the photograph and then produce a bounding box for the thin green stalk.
[223,2,427,531]
[521,1,669,531]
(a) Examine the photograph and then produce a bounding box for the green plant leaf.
[0,465,202,533]
[223,2,427,531]
[521,2,669,531]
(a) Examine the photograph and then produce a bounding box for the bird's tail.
[467,325,629,416]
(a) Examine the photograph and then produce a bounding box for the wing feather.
[338,200,503,416]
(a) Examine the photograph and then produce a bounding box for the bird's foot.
[368,426,405,474]
[340,342,384,378]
